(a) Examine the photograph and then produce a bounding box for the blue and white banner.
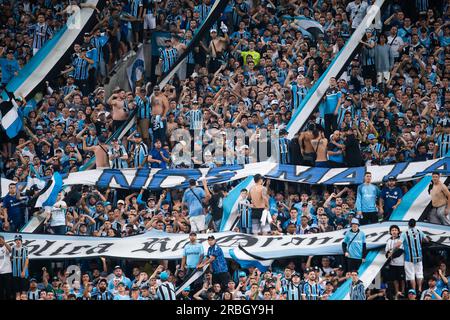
[33,172,63,208]
[0,93,23,138]
[229,246,273,272]
[62,157,450,190]
[4,0,101,99]
[175,264,209,296]
[0,221,449,260]
[127,45,145,91]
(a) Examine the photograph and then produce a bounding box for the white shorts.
[190,215,206,232]
[144,13,156,30]
[404,261,423,281]
[251,218,271,235]
[377,71,390,84]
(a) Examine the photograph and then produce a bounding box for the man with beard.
[92,278,114,300]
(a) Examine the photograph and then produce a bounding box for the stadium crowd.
[0,0,449,301]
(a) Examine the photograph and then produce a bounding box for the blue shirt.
[356,183,380,212]
[2,194,23,223]
[183,242,204,269]
[207,244,228,274]
[149,148,169,169]
[343,229,366,259]
[381,186,403,214]
[401,227,425,262]
[0,58,20,84]
[182,187,205,217]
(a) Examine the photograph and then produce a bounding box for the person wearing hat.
[156,271,176,300]
[356,172,381,225]
[342,218,367,272]
[107,265,132,293]
[208,27,229,73]
[380,176,403,220]
[179,286,191,300]
[0,47,20,86]
[108,137,129,169]
[10,234,29,300]
[0,235,13,300]
[197,235,230,289]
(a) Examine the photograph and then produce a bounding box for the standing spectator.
[0,49,20,88]
[43,192,67,235]
[28,13,53,55]
[400,219,428,293]
[237,188,252,234]
[249,174,269,235]
[302,270,324,300]
[61,44,94,96]
[156,271,176,300]
[198,235,230,290]
[387,26,405,62]
[342,218,367,272]
[182,179,210,233]
[131,133,149,169]
[343,126,364,167]
[322,78,341,138]
[286,272,302,300]
[136,86,152,147]
[360,29,376,83]
[380,176,403,220]
[148,139,170,169]
[2,183,25,232]
[159,38,178,74]
[356,172,381,225]
[0,235,12,300]
[208,184,224,231]
[181,232,204,276]
[428,172,450,225]
[11,235,29,300]
[384,225,405,297]
[349,270,366,300]
[374,34,394,87]
[108,138,129,169]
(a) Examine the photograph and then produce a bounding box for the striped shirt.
[302,281,324,300]
[62,84,78,96]
[72,56,90,80]
[29,23,53,51]
[136,95,151,119]
[187,110,203,130]
[195,3,212,21]
[133,142,148,168]
[156,282,176,300]
[279,137,290,164]
[27,290,40,300]
[286,281,302,300]
[232,1,249,26]
[350,280,366,300]
[90,35,108,62]
[11,245,28,278]
[401,227,425,262]
[159,47,178,73]
[130,0,143,17]
[238,199,252,231]
[109,145,128,169]
[435,133,450,158]
[92,290,114,300]
[290,83,308,110]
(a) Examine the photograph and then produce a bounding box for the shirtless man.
[150,85,169,142]
[208,28,229,73]
[82,134,110,168]
[311,129,328,168]
[108,88,129,132]
[299,123,316,166]
[248,174,270,235]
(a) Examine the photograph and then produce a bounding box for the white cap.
[351,218,360,225]
[270,99,279,105]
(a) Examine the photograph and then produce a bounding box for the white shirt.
[387,35,404,58]
[346,1,369,29]
[385,237,404,266]
[46,200,67,227]
[0,246,12,274]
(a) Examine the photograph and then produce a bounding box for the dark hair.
[254,174,263,183]
[389,225,400,235]
[408,218,416,228]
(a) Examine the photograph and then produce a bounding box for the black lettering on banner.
[260,237,284,247]
[307,236,333,245]
[214,234,259,248]
[368,231,390,243]
[172,239,190,252]
[21,240,41,255]
[33,241,57,256]
[282,237,306,246]
[333,237,345,243]
[49,242,72,256]
[434,235,450,245]
[132,238,172,254]
[85,243,115,255]
[64,245,93,256]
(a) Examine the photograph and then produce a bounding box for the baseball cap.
[96,201,104,206]
[160,271,169,281]
[14,235,22,241]
[30,278,37,282]
[351,218,360,225]
[36,125,43,130]
[113,265,122,270]
[134,133,141,138]
[270,99,279,105]
[292,272,300,277]
[183,286,191,292]
[238,272,247,278]
[117,200,125,205]
[388,176,397,181]
[207,235,215,240]
[368,134,376,140]
[210,28,217,33]
[408,289,416,295]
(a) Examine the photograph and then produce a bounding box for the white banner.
[1,222,449,260]
[62,157,450,190]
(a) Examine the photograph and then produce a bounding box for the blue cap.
[104,201,111,206]
[408,289,416,295]
[135,133,141,138]
[351,218,360,225]
[238,272,247,278]
[160,271,169,281]
[183,286,190,292]
[368,134,376,140]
